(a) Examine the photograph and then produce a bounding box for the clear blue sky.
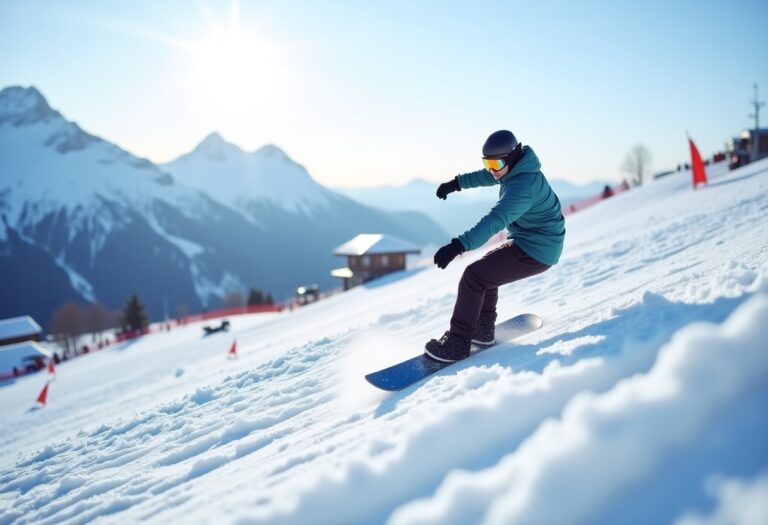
[2,0,767,187]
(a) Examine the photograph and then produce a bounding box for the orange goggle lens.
[482,158,506,171]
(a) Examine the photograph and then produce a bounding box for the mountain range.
[0,86,446,327]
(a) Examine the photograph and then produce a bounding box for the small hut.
[332,234,421,290]
[0,316,42,346]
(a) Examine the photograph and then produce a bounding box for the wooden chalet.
[331,234,421,291]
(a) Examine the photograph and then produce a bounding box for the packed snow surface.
[1,159,767,524]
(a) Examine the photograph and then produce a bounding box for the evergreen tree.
[247,288,264,306]
[122,294,149,331]
[246,287,276,306]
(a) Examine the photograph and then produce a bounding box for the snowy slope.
[0,158,767,524]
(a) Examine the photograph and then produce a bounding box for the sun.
[191,16,287,116]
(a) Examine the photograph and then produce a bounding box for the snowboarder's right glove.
[434,238,465,269]
[436,177,461,200]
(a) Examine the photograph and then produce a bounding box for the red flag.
[228,340,237,358]
[688,137,708,188]
[48,360,56,376]
[36,382,49,406]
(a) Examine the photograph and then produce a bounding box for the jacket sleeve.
[457,169,497,189]
[457,181,533,251]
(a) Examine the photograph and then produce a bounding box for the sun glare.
[192,19,286,116]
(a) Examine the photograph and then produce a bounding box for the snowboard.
[365,313,543,391]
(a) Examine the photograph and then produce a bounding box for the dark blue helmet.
[482,130,520,159]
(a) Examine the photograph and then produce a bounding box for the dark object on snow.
[296,285,320,306]
[22,355,46,374]
[366,314,543,391]
[203,320,230,336]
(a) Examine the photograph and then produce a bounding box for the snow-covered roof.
[0,316,42,341]
[334,234,421,256]
[0,341,51,372]
[330,267,354,279]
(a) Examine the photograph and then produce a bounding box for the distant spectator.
[601,185,615,199]
[13,366,19,377]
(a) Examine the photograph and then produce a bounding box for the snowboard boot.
[472,311,497,346]
[425,331,472,363]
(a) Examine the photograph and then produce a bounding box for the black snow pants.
[450,242,551,338]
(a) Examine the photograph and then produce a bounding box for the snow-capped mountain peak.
[0,85,108,156]
[0,85,61,127]
[191,132,244,161]
[163,135,334,216]
[254,143,290,161]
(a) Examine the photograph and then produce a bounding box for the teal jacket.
[456,146,565,266]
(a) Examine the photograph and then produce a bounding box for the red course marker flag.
[36,382,49,406]
[48,360,56,376]
[229,340,237,359]
[689,137,708,189]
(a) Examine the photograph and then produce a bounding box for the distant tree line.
[49,286,274,355]
[49,294,149,357]
[223,287,275,308]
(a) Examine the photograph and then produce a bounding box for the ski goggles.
[482,157,507,171]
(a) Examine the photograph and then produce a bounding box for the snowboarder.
[426,130,565,362]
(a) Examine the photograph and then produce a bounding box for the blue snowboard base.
[365,313,543,391]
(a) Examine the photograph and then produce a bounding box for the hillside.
[0,158,766,524]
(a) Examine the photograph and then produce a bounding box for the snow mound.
[0,158,767,524]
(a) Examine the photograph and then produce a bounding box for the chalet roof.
[0,341,52,372]
[334,234,421,256]
[0,316,42,341]
[330,267,354,279]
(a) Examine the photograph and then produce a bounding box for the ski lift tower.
[749,83,765,160]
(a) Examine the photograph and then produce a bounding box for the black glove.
[436,177,461,200]
[434,238,466,269]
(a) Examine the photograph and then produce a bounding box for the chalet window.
[381,255,389,266]
[361,255,370,267]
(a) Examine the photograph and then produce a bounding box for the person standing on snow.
[425,130,565,362]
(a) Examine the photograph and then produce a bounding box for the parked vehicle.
[296,285,320,306]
